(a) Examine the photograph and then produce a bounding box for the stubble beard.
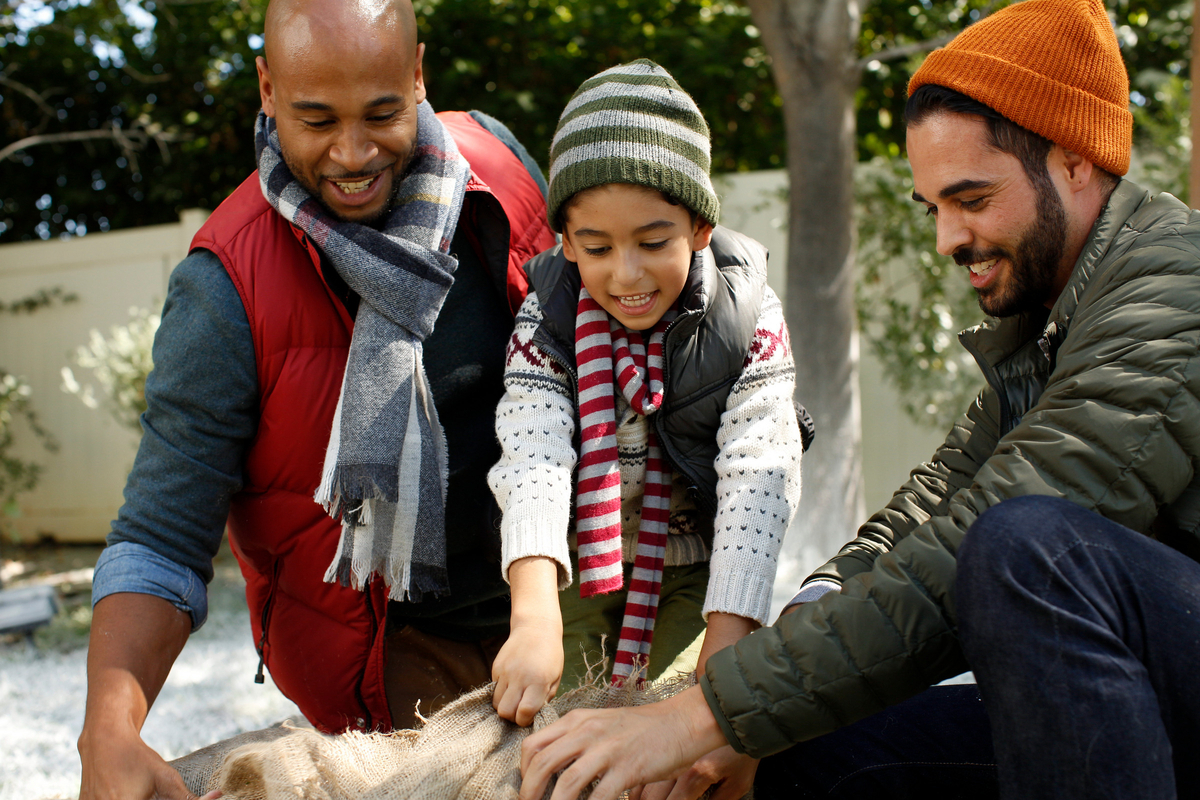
[957,180,1069,318]
[280,140,416,229]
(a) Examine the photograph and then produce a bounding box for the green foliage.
[414,0,780,173]
[62,306,159,435]
[1114,0,1192,202]
[1,0,781,242]
[855,156,985,429]
[1,286,78,314]
[0,372,56,534]
[857,0,998,159]
[1,373,39,522]
[0,289,71,532]
[1,0,266,241]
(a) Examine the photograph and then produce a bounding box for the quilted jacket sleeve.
[801,385,1003,588]
[701,191,1200,758]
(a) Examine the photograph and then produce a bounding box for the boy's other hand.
[492,621,564,726]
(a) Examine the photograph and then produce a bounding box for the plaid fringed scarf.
[573,289,673,684]
[255,101,471,602]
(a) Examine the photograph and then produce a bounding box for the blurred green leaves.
[0,0,782,242]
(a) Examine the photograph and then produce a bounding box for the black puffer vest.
[524,226,786,516]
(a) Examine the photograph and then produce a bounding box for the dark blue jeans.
[755,684,998,799]
[756,497,1200,799]
[958,495,1200,799]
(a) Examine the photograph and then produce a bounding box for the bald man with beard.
[77,2,554,798]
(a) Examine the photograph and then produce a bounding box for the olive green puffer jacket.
[701,179,1200,757]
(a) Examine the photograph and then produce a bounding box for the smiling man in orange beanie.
[515,1,1200,799]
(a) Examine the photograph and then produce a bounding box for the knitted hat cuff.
[547,59,719,232]
[912,48,1133,175]
[549,160,720,232]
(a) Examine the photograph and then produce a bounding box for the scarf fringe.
[323,525,451,602]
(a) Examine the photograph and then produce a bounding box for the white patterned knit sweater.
[487,287,803,624]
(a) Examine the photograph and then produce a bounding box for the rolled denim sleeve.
[101,248,258,628]
[91,541,210,630]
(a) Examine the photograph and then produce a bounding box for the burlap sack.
[170,677,747,800]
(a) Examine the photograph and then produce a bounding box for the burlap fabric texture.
[170,676,748,800]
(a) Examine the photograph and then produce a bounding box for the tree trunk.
[748,0,866,614]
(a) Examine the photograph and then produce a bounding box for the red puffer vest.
[190,111,555,733]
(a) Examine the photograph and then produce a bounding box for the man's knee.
[957,496,1081,627]
[960,496,1081,570]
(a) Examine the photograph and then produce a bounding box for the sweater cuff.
[703,568,774,624]
[501,520,573,589]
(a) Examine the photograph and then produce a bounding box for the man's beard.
[954,179,1068,318]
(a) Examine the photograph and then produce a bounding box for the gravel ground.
[0,541,302,800]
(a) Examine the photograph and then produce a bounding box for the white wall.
[0,210,209,542]
[1,173,948,546]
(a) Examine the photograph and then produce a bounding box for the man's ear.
[256,56,276,117]
[692,220,714,251]
[1056,147,1095,195]
[413,42,427,105]
[561,230,577,262]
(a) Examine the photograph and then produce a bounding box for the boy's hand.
[492,620,564,726]
[494,556,565,727]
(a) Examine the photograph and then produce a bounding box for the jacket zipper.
[254,561,281,684]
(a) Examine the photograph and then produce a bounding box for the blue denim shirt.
[92,250,257,630]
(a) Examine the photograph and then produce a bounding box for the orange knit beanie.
[908,0,1132,175]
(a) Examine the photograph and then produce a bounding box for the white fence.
[0,174,944,543]
[0,210,208,542]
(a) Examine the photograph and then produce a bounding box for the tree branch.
[0,73,60,122]
[857,33,954,68]
[121,63,173,84]
[860,0,1003,70]
[0,120,186,166]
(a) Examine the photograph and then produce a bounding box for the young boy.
[488,60,807,730]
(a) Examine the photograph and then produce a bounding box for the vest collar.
[676,243,719,316]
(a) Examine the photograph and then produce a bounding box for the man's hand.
[492,620,564,727]
[78,593,193,800]
[78,721,217,800]
[519,685,730,800]
[629,747,758,800]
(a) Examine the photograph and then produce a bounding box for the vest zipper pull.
[254,653,266,684]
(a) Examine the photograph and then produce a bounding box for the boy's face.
[561,184,713,330]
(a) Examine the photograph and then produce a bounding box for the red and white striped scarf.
[574,288,672,684]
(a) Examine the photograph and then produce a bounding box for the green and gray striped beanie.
[547,59,720,232]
